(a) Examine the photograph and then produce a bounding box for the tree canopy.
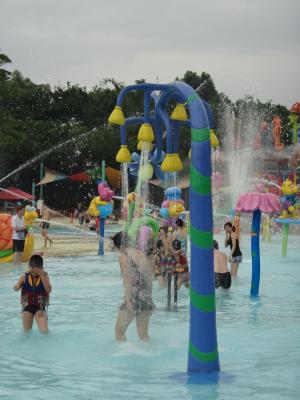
[0,53,292,209]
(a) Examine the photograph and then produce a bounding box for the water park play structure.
[88,181,114,255]
[0,74,298,389]
[108,81,219,374]
[159,186,185,221]
[235,191,280,296]
[274,177,300,256]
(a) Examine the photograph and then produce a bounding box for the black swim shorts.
[23,305,46,315]
[41,222,50,230]
[13,239,25,253]
[215,271,231,290]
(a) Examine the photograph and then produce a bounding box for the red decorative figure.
[272,116,284,151]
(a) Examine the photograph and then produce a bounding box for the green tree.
[0,52,11,81]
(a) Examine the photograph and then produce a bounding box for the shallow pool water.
[0,234,299,400]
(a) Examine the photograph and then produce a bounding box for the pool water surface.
[0,234,299,400]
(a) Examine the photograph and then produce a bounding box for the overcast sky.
[1,0,299,106]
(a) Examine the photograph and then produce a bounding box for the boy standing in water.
[11,205,26,266]
[213,240,231,290]
[13,255,51,333]
[113,230,155,342]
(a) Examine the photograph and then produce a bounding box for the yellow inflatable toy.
[279,178,298,219]
[23,205,38,262]
[88,197,107,217]
[24,205,38,227]
[281,178,298,196]
[88,182,114,219]
[168,201,185,217]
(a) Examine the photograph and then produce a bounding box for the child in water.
[213,240,231,290]
[224,221,243,277]
[13,254,51,333]
[113,229,155,342]
[153,239,169,287]
[171,239,189,289]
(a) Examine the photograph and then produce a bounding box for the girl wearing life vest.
[14,254,52,333]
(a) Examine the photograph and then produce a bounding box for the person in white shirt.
[11,205,26,266]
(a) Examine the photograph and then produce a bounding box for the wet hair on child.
[145,240,154,256]
[213,240,219,250]
[176,218,184,228]
[159,226,167,233]
[172,239,181,250]
[112,231,129,249]
[29,254,43,268]
[156,239,164,249]
[224,222,235,232]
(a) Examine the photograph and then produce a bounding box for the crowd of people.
[11,204,242,339]
[109,217,243,342]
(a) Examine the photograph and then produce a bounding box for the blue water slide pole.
[250,209,261,296]
[156,107,173,154]
[172,81,220,373]
[151,118,163,163]
[116,83,171,107]
[172,120,181,153]
[155,90,174,155]
[143,91,151,123]
[98,218,105,256]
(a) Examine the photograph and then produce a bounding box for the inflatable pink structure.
[97,182,114,202]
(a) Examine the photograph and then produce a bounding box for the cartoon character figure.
[24,205,38,230]
[160,187,185,219]
[97,182,114,202]
[272,116,284,151]
[88,182,114,218]
[279,178,298,219]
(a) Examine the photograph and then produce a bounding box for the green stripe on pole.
[186,94,199,104]
[282,223,289,257]
[190,287,215,312]
[191,127,210,143]
[189,343,218,362]
[190,226,212,249]
[190,165,211,195]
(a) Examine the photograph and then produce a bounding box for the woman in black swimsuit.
[224,222,243,277]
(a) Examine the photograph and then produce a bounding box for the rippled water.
[0,234,299,400]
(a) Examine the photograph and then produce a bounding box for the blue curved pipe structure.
[111,81,219,374]
[251,210,261,296]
